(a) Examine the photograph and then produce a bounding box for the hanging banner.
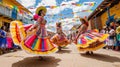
[84,2,95,6]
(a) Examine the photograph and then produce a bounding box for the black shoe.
[86,51,90,55]
[58,47,62,51]
[91,51,93,54]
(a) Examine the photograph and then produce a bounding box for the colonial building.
[88,0,120,30]
[0,0,33,29]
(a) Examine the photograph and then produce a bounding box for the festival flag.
[19,10,24,14]
[46,6,50,8]
[72,12,75,14]
[59,14,63,16]
[8,5,14,9]
[71,3,76,5]
[84,2,95,6]
[87,9,93,12]
[62,4,66,6]
[76,4,81,6]
[89,2,95,6]
[29,7,35,9]
[50,6,57,9]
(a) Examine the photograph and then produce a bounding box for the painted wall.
[0,0,31,28]
[89,16,102,30]
[89,2,120,30]
[101,2,120,27]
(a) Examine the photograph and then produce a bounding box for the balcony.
[22,16,33,24]
[0,4,12,19]
[0,4,33,24]
[17,13,22,20]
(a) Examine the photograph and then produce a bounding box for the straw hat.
[80,18,87,22]
[35,6,47,14]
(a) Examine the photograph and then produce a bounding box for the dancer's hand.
[28,28,33,31]
[73,39,77,44]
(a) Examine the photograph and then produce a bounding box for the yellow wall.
[0,0,14,27]
[1,17,11,22]
[101,2,120,27]
[2,0,15,7]
[101,11,107,27]
[0,17,11,27]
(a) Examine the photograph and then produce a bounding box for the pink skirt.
[7,37,13,48]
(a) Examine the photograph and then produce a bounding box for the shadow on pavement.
[12,56,61,67]
[56,49,71,54]
[80,53,120,63]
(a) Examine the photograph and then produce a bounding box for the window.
[2,22,10,31]
[5,7,11,17]
[11,8,17,19]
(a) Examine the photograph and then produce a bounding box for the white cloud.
[17,0,36,8]
[58,18,81,31]
[44,0,79,15]
[36,0,57,7]
[47,8,61,15]
[49,1,94,17]
[72,2,95,17]
[46,17,81,32]
[35,0,58,14]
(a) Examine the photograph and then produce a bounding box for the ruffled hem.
[57,44,68,47]
[77,43,105,51]
[76,31,109,48]
[76,39,96,48]
[10,21,29,45]
[21,41,58,55]
[51,34,69,47]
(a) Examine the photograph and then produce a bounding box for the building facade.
[88,0,120,30]
[0,0,33,29]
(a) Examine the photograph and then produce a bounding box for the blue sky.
[17,0,103,33]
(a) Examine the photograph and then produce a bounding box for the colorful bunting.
[84,2,95,6]
[76,4,81,6]
[71,3,76,5]
[28,2,94,10]
[62,4,66,6]
[50,6,57,9]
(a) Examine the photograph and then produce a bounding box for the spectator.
[115,20,120,51]
[0,26,7,53]
[101,27,109,49]
[108,26,115,49]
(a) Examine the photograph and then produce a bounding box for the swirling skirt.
[10,20,58,55]
[51,34,70,47]
[76,30,109,51]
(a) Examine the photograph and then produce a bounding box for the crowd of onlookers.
[100,19,120,51]
[0,26,20,55]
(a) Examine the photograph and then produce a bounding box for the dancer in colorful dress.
[10,6,58,55]
[0,26,7,54]
[75,18,109,54]
[51,22,70,50]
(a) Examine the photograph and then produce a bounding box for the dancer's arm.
[0,31,6,38]
[28,23,39,31]
[76,24,87,40]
